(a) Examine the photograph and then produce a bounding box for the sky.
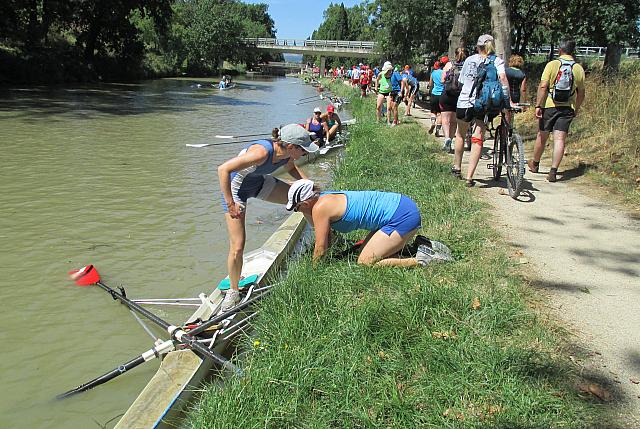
[246,0,363,39]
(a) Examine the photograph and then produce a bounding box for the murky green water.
[0,77,341,428]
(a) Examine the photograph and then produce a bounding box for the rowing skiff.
[114,213,306,428]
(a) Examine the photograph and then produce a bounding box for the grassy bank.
[519,62,640,209]
[187,83,604,428]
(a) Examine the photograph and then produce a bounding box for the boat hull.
[115,213,306,429]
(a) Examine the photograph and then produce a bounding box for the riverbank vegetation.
[186,84,610,428]
[0,0,280,84]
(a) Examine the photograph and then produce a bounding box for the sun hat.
[383,60,392,68]
[327,105,335,112]
[477,34,494,46]
[313,106,322,113]
[382,63,393,73]
[279,124,319,153]
[286,179,316,211]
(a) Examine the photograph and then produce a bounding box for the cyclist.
[529,40,585,182]
[440,49,467,153]
[453,34,510,187]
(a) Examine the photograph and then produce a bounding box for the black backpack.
[444,62,463,97]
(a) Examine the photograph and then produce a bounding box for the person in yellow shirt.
[529,40,586,182]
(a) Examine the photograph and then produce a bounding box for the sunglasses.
[314,111,321,114]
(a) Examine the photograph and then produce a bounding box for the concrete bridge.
[244,38,378,71]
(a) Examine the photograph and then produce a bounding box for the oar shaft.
[188,292,266,336]
[188,137,266,148]
[215,133,270,139]
[95,281,235,369]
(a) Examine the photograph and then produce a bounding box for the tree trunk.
[603,44,621,73]
[489,0,512,60]
[27,0,40,46]
[448,0,469,58]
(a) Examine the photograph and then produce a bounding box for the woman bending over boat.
[218,125,319,311]
[286,179,438,267]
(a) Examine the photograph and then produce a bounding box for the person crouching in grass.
[286,179,436,266]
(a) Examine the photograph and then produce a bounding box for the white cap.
[286,179,316,211]
[313,106,322,113]
[279,124,319,153]
[477,34,494,46]
[382,63,393,73]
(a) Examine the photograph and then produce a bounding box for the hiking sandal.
[451,168,462,179]
[465,179,475,187]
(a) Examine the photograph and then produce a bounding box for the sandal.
[528,159,540,173]
[465,179,475,187]
[451,168,462,179]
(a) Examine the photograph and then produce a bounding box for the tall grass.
[186,82,604,428]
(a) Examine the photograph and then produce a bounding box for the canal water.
[0,77,343,428]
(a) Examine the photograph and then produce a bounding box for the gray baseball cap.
[477,34,494,46]
[279,124,319,153]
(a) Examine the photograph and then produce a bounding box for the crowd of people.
[216,35,585,311]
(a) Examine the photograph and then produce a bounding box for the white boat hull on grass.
[114,213,306,429]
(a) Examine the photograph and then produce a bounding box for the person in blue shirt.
[402,68,419,116]
[286,179,436,267]
[217,125,318,311]
[389,65,404,126]
[373,66,380,78]
[427,60,445,135]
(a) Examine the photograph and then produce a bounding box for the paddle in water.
[63,266,242,381]
[186,137,261,148]
[214,132,271,139]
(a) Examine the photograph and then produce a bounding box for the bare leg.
[551,130,567,168]
[532,130,550,163]
[376,94,385,122]
[358,229,417,267]
[454,119,469,171]
[224,212,246,291]
[465,119,486,181]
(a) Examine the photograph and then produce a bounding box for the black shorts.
[361,83,368,90]
[430,94,441,113]
[439,93,457,112]
[456,107,498,123]
[389,91,401,103]
[539,107,575,133]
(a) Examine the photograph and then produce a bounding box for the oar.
[214,132,270,139]
[68,265,237,370]
[293,99,322,106]
[297,95,320,101]
[56,339,175,399]
[186,137,261,148]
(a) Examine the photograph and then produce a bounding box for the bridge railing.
[244,38,376,51]
[528,46,639,58]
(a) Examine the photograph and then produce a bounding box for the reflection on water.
[0,76,344,428]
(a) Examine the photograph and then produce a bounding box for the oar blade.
[185,143,212,148]
[69,265,100,286]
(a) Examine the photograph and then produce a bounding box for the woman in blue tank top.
[306,107,329,145]
[217,124,319,311]
[285,179,430,267]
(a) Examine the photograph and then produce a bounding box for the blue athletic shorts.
[380,195,421,237]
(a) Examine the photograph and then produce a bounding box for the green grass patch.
[186,81,602,428]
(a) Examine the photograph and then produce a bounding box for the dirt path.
[408,105,640,425]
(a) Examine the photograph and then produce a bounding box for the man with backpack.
[529,40,586,182]
[452,34,510,187]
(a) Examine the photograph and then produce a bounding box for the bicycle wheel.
[492,125,503,180]
[506,132,526,199]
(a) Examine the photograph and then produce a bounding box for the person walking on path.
[529,40,585,182]
[375,62,393,123]
[452,34,510,187]
[389,65,404,127]
[440,49,466,153]
[426,60,445,135]
[285,179,452,267]
[217,125,319,311]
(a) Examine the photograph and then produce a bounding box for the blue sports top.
[391,71,403,92]
[321,191,402,233]
[404,73,418,87]
[431,69,444,95]
[308,118,325,140]
[230,140,289,202]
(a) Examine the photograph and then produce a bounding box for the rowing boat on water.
[296,118,355,167]
[114,213,306,428]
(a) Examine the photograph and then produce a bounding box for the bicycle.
[487,104,528,199]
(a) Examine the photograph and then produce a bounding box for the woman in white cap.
[285,179,450,267]
[375,62,393,123]
[217,125,319,311]
[305,106,330,146]
[453,34,510,187]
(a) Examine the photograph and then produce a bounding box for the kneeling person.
[286,179,432,267]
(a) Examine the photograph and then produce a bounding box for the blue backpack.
[472,55,507,113]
